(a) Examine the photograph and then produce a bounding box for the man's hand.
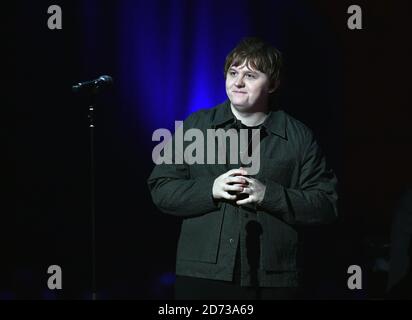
[212,168,248,201]
[212,168,267,205]
[236,176,266,206]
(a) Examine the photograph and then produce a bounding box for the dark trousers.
[175,275,302,300]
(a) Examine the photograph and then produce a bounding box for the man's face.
[225,62,274,111]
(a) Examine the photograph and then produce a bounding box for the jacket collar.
[211,100,287,139]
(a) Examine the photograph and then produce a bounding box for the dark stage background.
[9,0,411,299]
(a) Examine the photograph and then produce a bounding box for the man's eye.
[229,71,237,76]
[246,74,256,79]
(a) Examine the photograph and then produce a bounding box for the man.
[148,38,338,299]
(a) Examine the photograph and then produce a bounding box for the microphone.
[72,75,113,93]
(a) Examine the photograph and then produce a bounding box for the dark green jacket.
[148,100,338,287]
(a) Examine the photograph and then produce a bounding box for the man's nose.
[235,75,245,87]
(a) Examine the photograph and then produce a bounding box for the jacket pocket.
[176,210,224,263]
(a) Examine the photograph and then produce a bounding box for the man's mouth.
[233,91,247,94]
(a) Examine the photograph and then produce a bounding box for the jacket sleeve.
[148,164,219,217]
[147,114,220,217]
[258,133,338,225]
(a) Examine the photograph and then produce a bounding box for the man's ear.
[268,80,280,94]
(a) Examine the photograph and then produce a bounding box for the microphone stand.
[88,100,97,300]
[73,78,112,300]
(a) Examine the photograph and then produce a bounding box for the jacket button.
[229,238,234,244]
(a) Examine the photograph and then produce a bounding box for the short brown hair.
[224,37,282,85]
